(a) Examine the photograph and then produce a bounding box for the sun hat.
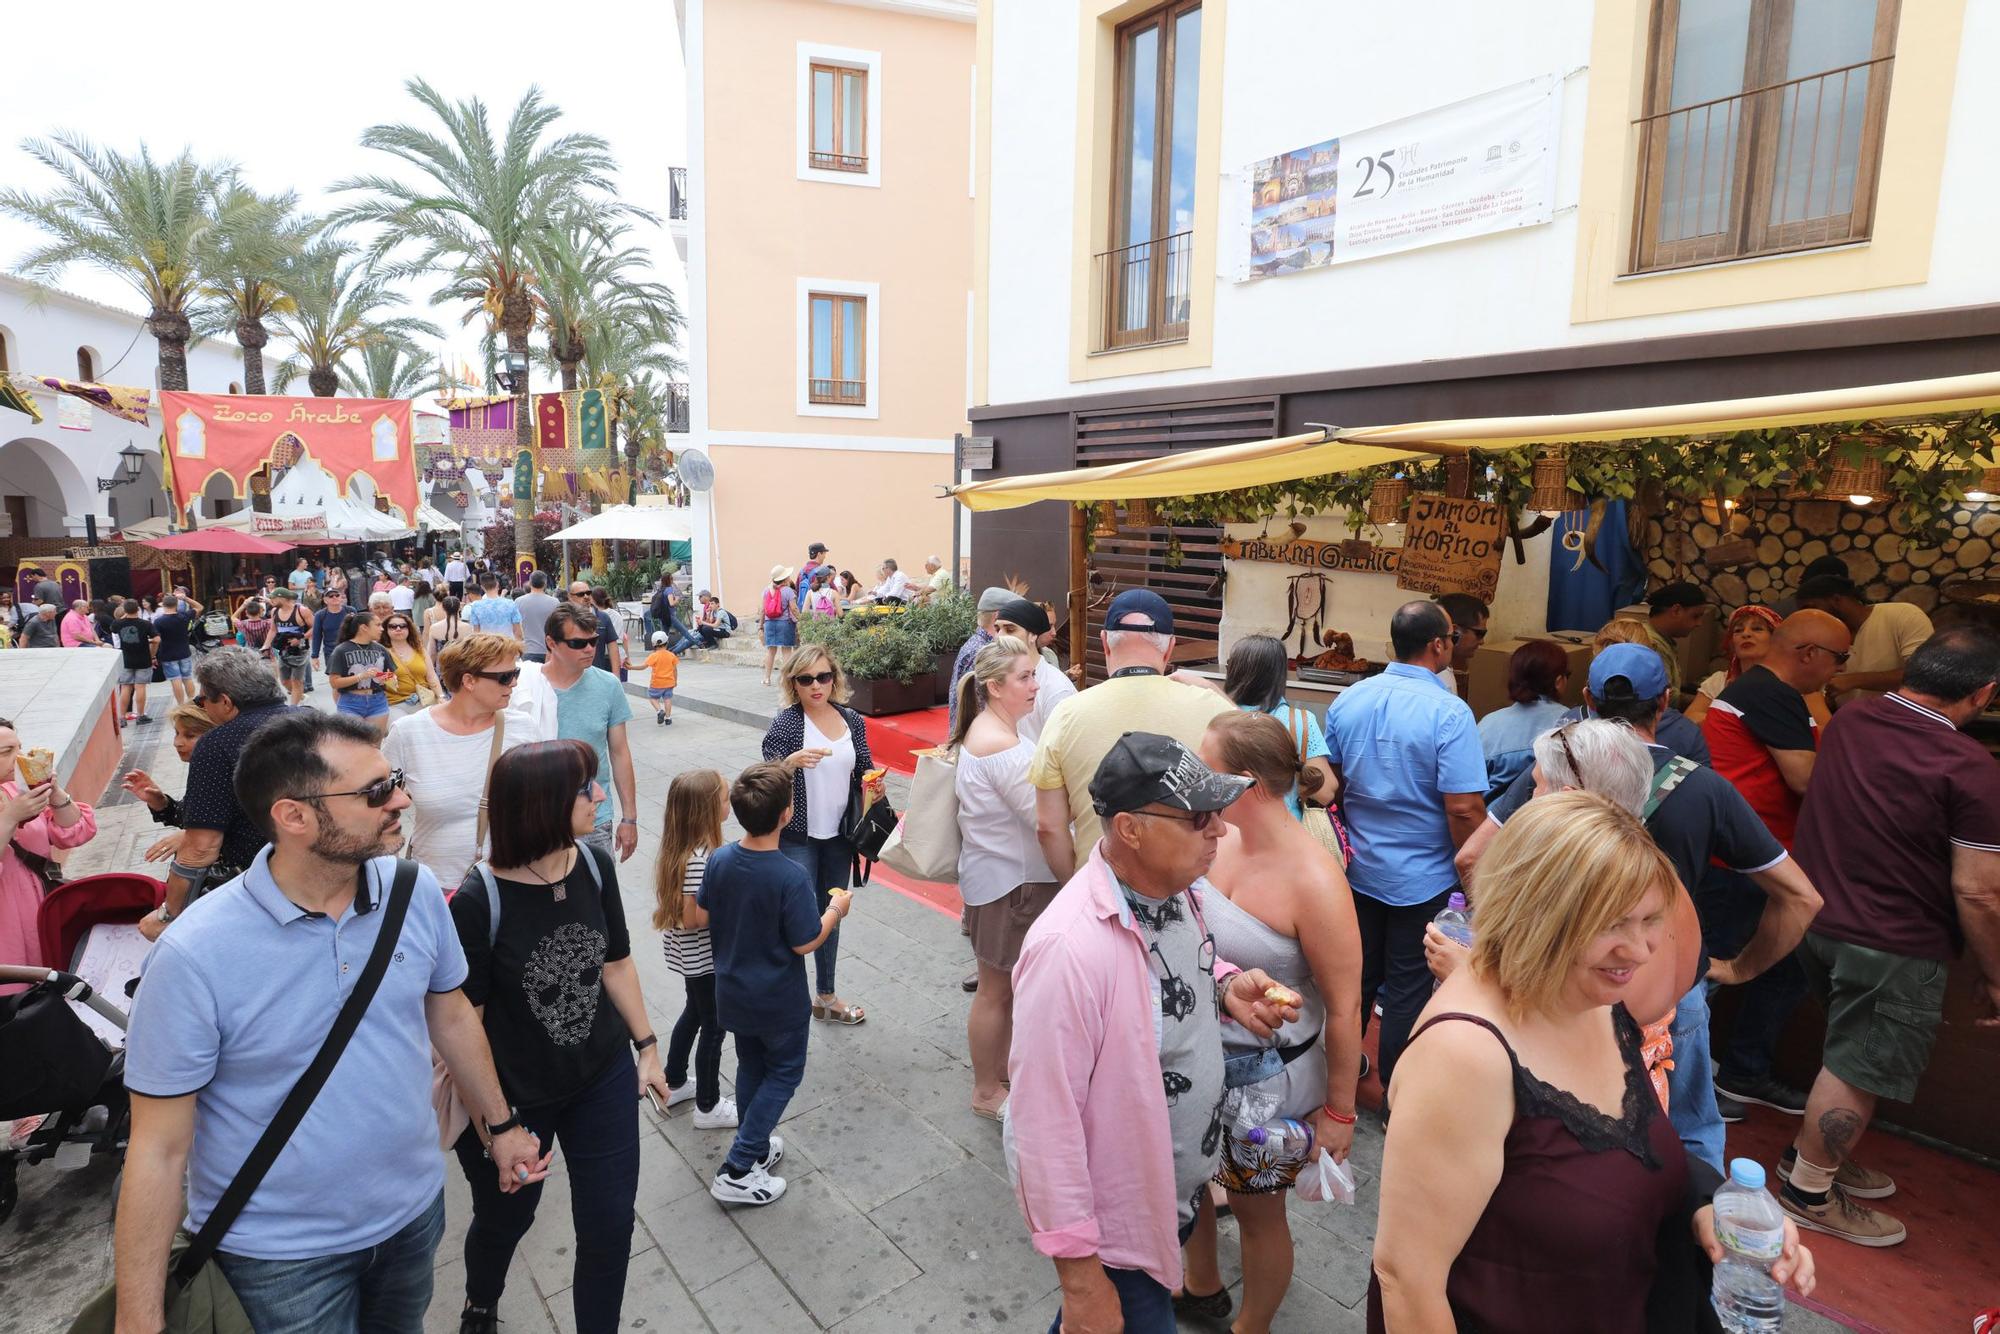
[770,564,795,583]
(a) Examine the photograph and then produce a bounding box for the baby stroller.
[0,872,164,1226]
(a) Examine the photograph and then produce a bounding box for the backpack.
[461,842,607,946]
[762,586,784,619]
[719,608,739,632]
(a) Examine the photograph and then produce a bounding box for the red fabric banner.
[160,393,419,523]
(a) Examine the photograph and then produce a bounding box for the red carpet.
[862,706,950,776]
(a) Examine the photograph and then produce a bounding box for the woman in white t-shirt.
[951,635,1050,1121]
[384,631,543,889]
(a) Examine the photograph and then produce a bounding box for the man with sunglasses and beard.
[385,633,544,889]
[117,710,549,1334]
[1697,608,1852,1118]
[142,648,302,941]
[515,605,639,863]
[1009,732,1299,1334]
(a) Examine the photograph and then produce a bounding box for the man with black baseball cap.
[1028,589,1233,880]
[994,597,1075,741]
[1009,733,1299,1333]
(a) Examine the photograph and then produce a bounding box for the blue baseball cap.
[1589,642,1670,701]
[1106,588,1174,634]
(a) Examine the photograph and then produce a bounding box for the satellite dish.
[677,448,715,492]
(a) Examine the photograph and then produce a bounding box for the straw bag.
[1287,708,1348,867]
[877,746,962,883]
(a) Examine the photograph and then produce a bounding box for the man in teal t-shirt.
[541,603,637,860]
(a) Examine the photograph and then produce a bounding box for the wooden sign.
[1395,495,1505,601]
[1219,535,1399,575]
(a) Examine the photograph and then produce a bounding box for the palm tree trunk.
[149,309,192,392]
[237,317,269,395]
[307,364,339,397]
[559,357,579,391]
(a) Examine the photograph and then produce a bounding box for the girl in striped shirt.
[655,769,735,1126]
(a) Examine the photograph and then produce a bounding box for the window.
[228,381,241,394]
[1098,1,1201,351]
[0,331,9,373]
[808,293,867,406]
[1632,0,1899,273]
[76,347,95,381]
[810,63,868,172]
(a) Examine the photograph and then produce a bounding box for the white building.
[971,0,1994,651]
[0,275,245,539]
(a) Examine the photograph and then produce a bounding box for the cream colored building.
[672,0,975,619]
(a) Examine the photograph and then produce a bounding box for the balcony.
[666,381,689,434]
[808,378,866,407]
[1092,230,1192,353]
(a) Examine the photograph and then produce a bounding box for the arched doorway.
[0,437,88,538]
[201,472,241,520]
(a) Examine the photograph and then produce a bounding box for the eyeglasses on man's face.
[1133,807,1219,833]
[1800,642,1852,666]
[556,635,598,651]
[309,769,407,809]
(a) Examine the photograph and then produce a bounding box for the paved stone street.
[0,663,1846,1332]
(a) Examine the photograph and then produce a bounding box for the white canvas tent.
[545,505,694,543]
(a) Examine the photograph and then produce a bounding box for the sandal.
[971,1095,1007,1121]
[812,997,867,1025]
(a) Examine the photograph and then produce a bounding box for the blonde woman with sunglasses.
[384,632,544,888]
[382,612,437,717]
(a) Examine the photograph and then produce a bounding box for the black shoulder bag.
[69,858,419,1334]
[838,766,898,886]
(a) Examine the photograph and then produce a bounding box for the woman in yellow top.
[382,611,436,715]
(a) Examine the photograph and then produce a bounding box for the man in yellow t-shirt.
[644,631,680,725]
[1029,589,1234,880]
[1797,575,1935,707]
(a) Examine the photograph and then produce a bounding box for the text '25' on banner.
[1240,73,1562,280]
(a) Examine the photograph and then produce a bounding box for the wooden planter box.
[931,652,955,705]
[848,671,937,717]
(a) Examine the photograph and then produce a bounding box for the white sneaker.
[692,1097,739,1129]
[709,1161,786,1206]
[664,1083,697,1110]
[758,1134,784,1170]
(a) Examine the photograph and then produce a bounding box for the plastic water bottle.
[1241,1117,1315,1168]
[1711,1158,1786,1333]
[1433,892,1474,947]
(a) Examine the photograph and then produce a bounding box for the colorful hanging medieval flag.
[34,376,152,424]
[159,392,419,523]
[535,388,614,469]
[444,396,520,465]
[0,376,42,423]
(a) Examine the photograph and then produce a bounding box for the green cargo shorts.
[1800,932,1950,1104]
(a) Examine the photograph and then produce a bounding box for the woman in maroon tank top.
[1368,793,1816,1332]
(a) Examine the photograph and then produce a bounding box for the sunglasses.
[578,781,601,800]
[556,635,598,650]
[1134,807,1220,832]
[1801,642,1852,665]
[309,769,407,808]
[1554,722,1585,783]
[468,668,521,686]
[793,670,837,687]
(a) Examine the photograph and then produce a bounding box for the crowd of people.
[756,540,957,685]
[9,535,1999,1334]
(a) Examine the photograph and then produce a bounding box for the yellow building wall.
[703,0,974,440]
[708,444,954,619]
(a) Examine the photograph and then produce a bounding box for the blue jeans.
[779,833,850,996]
[215,1189,444,1334]
[451,1051,639,1334]
[1696,866,1807,1083]
[726,1024,810,1173]
[1045,1263,1176,1334]
[1667,982,1726,1176]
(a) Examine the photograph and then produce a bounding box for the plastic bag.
[1294,1147,1356,1205]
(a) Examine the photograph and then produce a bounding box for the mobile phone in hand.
[645,1087,668,1117]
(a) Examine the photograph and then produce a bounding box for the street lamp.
[495,348,531,395]
[96,442,150,492]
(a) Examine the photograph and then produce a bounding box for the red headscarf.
[1725,604,1783,680]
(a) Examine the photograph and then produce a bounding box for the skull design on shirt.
[521,922,605,1046]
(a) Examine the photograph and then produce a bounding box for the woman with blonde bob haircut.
[1370,792,1815,1333]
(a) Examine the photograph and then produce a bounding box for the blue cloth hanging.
[1546,500,1646,632]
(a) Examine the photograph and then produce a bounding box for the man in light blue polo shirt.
[463,571,524,641]
[1323,599,1488,1093]
[117,710,547,1334]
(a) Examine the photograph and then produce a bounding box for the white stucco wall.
[983,0,2000,407]
[0,277,243,536]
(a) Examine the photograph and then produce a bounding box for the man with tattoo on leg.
[1780,628,2000,1245]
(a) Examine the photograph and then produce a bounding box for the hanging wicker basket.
[1125,497,1158,528]
[1528,447,1583,515]
[1091,501,1119,539]
[1820,455,1890,505]
[1367,477,1409,525]
[1965,467,2000,502]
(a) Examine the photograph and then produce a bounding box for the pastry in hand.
[1263,983,1302,1008]
[14,747,55,787]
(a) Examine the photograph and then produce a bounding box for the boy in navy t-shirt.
[698,761,849,1205]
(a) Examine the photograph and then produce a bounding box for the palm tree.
[339,337,438,399]
[271,240,440,397]
[0,135,228,390]
[529,210,683,389]
[334,80,617,549]
[194,184,310,394]
[587,319,683,477]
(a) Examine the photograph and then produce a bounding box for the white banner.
[1243,74,1562,279]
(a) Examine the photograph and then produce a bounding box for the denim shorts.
[336,690,389,719]
[648,686,675,701]
[117,666,153,686]
[160,656,193,680]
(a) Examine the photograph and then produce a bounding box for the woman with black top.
[450,739,669,1334]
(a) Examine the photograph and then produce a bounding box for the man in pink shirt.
[60,599,100,648]
[1007,732,1297,1333]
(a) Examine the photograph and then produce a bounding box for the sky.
[0,0,689,396]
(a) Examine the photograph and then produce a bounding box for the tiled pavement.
[1,665,1850,1332]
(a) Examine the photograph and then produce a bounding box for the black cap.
[1090,732,1252,820]
[1105,588,1174,634]
[994,598,1050,637]
[1648,581,1705,613]
[808,542,829,557]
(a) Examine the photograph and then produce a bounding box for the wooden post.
[1068,503,1088,685]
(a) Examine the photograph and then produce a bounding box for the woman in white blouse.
[384,631,543,889]
[951,635,1048,1121]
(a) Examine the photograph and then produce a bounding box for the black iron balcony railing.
[1093,229,1192,352]
[666,381,689,433]
[669,166,689,222]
